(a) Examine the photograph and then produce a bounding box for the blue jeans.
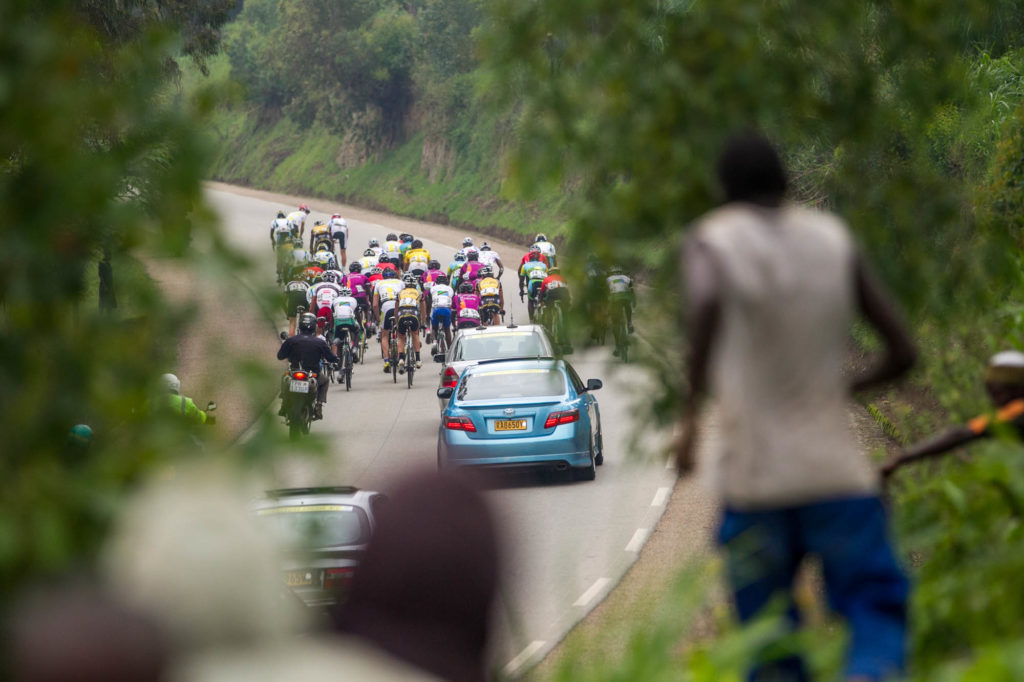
[718,496,908,681]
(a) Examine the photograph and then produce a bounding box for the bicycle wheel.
[406,336,414,389]
[390,340,398,383]
[344,346,352,391]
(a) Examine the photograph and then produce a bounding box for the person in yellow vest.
[160,373,214,425]
[883,350,1024,477]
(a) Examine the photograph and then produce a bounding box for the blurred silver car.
[252,486,386,608]
[435,323,555,409]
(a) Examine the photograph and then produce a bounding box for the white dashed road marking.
[651,486,671,507]
[503,640,546,677]
[574,577,612,607]
[625,528,650,553]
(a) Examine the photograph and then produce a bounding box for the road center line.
[650,486,671,507]
[574,577,612,607]
[503,640,546,677]
[625,528,650,553]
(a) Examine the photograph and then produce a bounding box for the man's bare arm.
[881,426,978,478]
[850,254,917,393]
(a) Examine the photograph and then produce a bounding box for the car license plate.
[494,419,527,432]
[285,570,314,587]
[290,380,309,393]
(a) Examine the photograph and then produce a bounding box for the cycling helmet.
[529,244,542,253]
[331,213,341,219]
[535,233,547,242]
[160,373,181,394]
[528,252,541,261]
[454,252,467,262]
[428,260,441,270]
[403,273,418,287]
[466,251,479,261]
[277,211,285,219]
[369,238,380,248]
[378,253,391,263]
[479,266,494,278]
[435,273,449,285]
[412,239,423,249]
[314,220,324,226]
[300,204,310,213]
[480,242,491,251]
[386,233,398,241]
[349,262,363,273]
[364,248,376,257]
[323,271,341,284]
[369,267,382,276]
[459,281,474,293]
[383,269,398,280]
[401,233,413,243]
[339,287,352,297]
[298,312,317,334]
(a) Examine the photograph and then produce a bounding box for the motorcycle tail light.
[293,371,307,380]
[544,409,579,428]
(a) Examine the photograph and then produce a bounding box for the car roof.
[462,357,564,375]
[453,323,548,339]
[251,486,379,511]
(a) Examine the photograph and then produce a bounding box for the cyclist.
[539,265,571,331]
[403,239,431,277]
[302,263,325,283]
[332,286,362,360]
[365,265,384,287]
[367,238,383,258]
[382,233,403,270]
[461,237,479,259]
[476,266,504,325]
[270,211,291,248]
[344,262,371,323]
[378,252,399,276]
[607,266,636,334]
[478,242,505,278]
[291,242,310,270]
[519,251,549,321]
[430,273,456,351]
[399,233,415,259]
[308,276,342,336]
[286,204,311,238]
[309,219,332,252]
[459,250,486,287]
[272,216,296,284]
[532,233,557,267]
[373,269,405,373]
[329,214,349,266]
[311,249,337,272]
[277,312,338,420]
[453,281,483,330]
[447,251,467,289]
[359,248,379,272]
[395,273,425,371]
[422,260,446,320]
[519,244,549,271]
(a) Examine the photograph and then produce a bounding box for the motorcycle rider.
[160,373,214,425]
[278,312,338,420]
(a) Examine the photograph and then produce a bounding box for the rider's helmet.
[380,252,394,263]
[454,252,467,262]
[535,233,547,242]
[428,260,441,270]
[435,273,449,285]
[369,238,380,248]
[459,281,474,294]
[383,269,398,280]
[528,251,541,262]
[386,233,398,242]
[277,211,285,219]
[331,213,340,220]
[412,239,423,249]
[480,242,491,251]
[401,233,413,243]
[339,287,352,297]
[529,244,542,254]
[348,262,363,273]
[466,250,479,262]
[403,273,418,287]
[161,373,181,394]
[299,204,310,214]
[479,266,494,278]
[609,265,624,275]
[314,220,324,226]
[364,249,376,257]
[323,271,341,284]
[298,312,317,334]
[369,267,383,276]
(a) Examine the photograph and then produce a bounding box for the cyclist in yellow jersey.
[475,266,504,325]
[395,273,425,370]
[403,239,431,276]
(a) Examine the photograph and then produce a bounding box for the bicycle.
[336,328,354,391]
[403,328,416,389]
[388,331,398,384]
[610,300,630,362]
[548,299,572,355]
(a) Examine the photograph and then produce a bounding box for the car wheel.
[595,428,604,466]
[575,435,597,481]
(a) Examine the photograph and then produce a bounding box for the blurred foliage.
[0,0,247,601]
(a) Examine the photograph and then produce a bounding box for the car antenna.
[507,314,517,329]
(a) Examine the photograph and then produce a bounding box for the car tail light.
[324,567,355,591]
[292,371,307,380]
[444,417,476,432]
[544,409,579,428]
[442,366,459,388]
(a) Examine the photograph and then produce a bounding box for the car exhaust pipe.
[554,462,568,471]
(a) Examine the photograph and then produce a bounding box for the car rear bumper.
[438,427,591,470]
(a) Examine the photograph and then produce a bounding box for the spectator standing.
[677,133,917,681]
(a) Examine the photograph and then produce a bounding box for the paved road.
[207,186,677,676]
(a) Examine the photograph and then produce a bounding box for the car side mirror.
[206,401,217,412]
[585,378,603,392]
[436,387,453,400]
[433,353,445,363]
[279,331,288,341]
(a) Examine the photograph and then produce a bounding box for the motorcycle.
[278,331,317,440]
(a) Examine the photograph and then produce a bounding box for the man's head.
[716,133,787,207]
[985,350,1024,406]
[160,373,180,395]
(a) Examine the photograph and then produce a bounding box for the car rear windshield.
[453,332,547,361]
[458,368,566,401]
[256,504,370,548]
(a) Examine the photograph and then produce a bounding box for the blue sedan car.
[436,358,604,480]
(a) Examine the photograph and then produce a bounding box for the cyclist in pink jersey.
[452,281,483,329]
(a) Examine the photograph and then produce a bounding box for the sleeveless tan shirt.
[692,203,878,509]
